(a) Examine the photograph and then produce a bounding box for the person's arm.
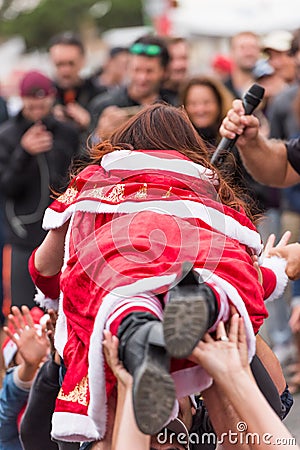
[289,304,300,333]
[102,330,151,450]
[191,316,299,450]
[20,358,60,450]
[1,306,50,448]
[219,99,300,187]
[33,220,69,276]
[0,368,30,448]
[268,242,300,280]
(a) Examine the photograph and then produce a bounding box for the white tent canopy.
[170,0,300,37]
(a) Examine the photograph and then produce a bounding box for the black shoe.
[163,262,218,359]
[118,313,176,435]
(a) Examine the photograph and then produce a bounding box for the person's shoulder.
[81,76,108,97]
[90,85,128,109]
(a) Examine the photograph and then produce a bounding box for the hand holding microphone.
[211,84,265,165]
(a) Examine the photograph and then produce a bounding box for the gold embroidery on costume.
[162,187,172,198]
[89,187,105,199]
[57,376,89,406]
[57,187,78,205]
[105,184,125,202]
[135,183,148,199]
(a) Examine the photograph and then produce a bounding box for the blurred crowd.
[0,26,300,449]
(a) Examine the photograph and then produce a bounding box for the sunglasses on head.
[129,43,162,56]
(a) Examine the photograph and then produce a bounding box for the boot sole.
[133,361,176,435]
[133,322,176,435]
[163,294,209,359]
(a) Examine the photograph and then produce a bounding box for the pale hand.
[219,99,260,146]
[3,305,50,368]
[21,123,53,155]
[96,106,129,140]
[102,330,133,388]
[65,102,91,129]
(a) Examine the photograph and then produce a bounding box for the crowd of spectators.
[0,26,300,449]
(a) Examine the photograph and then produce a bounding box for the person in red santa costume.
[28,103,289,444]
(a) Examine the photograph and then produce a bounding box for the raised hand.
[102,330,132,388]
[21,123,53,155]
[3,305,50,369]
[189,314,249,383]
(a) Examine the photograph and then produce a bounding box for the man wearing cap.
[0,70,80,310]
[89,34,177,140]
[262,30,296,84]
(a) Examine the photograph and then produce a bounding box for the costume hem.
[34,287,59,310]
[51,412,101,442]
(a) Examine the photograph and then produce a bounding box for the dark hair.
[109,46,129,58]
[82,103,253,219]
[289,28,300,56]
[48,31,84,54]
[131,34,170,68]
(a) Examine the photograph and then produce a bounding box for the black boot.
[163,262,219,359]
[118,312,176,435]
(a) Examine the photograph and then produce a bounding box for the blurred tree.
[0,0,143,49]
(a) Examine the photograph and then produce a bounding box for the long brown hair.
[77,103,253,220]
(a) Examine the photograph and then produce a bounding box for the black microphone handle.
[210,136,236,165]
[211,85,264,166]
[210,96,254,165]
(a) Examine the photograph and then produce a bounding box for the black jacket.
[55,76,107,111]
[0,111,80,248]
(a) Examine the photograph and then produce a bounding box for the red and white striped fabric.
[34,149,287,442]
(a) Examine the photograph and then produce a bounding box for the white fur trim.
[43,204,75,230]
[102,150,216,180]
[261,256,288,302]
[54,292,68,358]
[112,273,177,297]
[51,412,100,442]
[54,216,73,358]
[43,199,262,255]
[3,339,17,367]
[105,297,164,330]
[34,287,59,310]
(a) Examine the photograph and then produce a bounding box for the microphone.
[210,83,265,165]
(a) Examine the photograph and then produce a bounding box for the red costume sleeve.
[28,248,61,299]
[260,266,277,300]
